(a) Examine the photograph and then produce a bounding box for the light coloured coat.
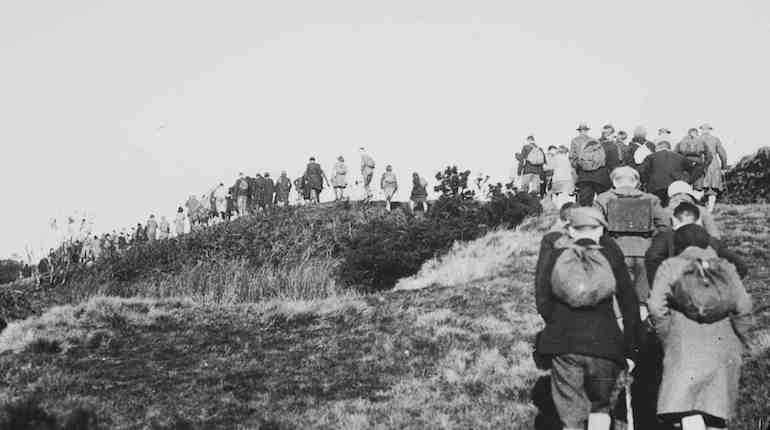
[648,246,754,420]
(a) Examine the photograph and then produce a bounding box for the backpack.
[526,147,546,166]
[669,257,738,323]
[606,197,654,234]
[551,244,616,308]
[576,140,606,171]
[633,144,652,165]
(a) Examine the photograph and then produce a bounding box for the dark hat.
[577,123,590,131]
[674,224,711,254]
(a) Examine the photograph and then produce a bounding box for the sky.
[2,0,769,260]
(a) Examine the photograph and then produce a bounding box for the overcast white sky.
[2,0,769,259]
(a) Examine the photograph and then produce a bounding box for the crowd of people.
[517,123,728,213]
[532,123,751,429]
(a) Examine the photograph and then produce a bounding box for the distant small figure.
[381,165,399,211]
[410,172,429,214]
[145,215,158,241]
[332,156,349,201]
[174,207,186,236]
[360,147,376,200]
[234,172,251,216]
[251,172,266,213]
[517,135,546,198]
[158,216,171,240]
[305,157,330,204]
[275,171,293,207]
[263,172,275,212]
[214,183,228,220]
[615,130,629,165]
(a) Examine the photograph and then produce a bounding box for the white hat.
[667,180,697,198]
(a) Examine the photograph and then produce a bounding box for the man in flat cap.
[535,206,642,430]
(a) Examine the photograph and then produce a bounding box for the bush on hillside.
[725,146,770,204]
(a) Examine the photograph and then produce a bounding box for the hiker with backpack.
[639,140,690,207]
[360,147,376,200]
[517,135,547,197]
[381,165,399,212]
[275,171,293,207]
[251,173,267,213]
[625,126,656,169]
[594,166,668,304]
[332,156,349,201]
[145,215,158,241]
[645,202,747,284]
[675,128,713,191]
[666,181,720,238]
[697,124,728,213]
[214,183,228,220]
[648,223,754,430]
[535,207,642,430]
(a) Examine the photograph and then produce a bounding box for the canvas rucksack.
[670,257,738,323]
[606,196,654,234]
[551,243,616,308]
[633,144,652,165]
[576,140,606,171]
[526,147,546,166]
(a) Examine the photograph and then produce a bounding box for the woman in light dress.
[331,156,348,201]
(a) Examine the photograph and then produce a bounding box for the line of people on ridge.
[516,123,728,213]
[533,162,757,429]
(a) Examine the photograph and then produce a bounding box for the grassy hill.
[1,205,769,429]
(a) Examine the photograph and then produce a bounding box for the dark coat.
[573,139,619,189]
[624,138,656,168]
[644,227,748,283]
[535,232,642,365]
[262,177,275,206]
[517,143,545,176]
[305,162,325,190]
[275,176,292,203]
[639,149,689,193]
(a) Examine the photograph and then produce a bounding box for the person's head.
[567,207,606,242]
[386,165,393,172]
[238,172,244,178]
[667,180,698,201]
[526,135,536,145]
[688,127,699,138]
[601,124,615,138]
[338,155,344,162]
[672,201,700,230]
[699,123,713,135]
[359,147,366,153]
[281,170,287,177]
[547,145,558,156]
[149,214,155,219]
[655,140,672,151]
[412,172,419,178]
[633,126,647,139]
[557,145,569,154]
[219,182,224,187]
[559,202,576,222]
[309,156,316,162]
[673,223,711,254]
[577,123,590,135]
[178,207,183,213]
[610,166,640,189]
[616,130,628,142]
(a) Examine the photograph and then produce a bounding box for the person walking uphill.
[570,124,619,206]
[234,173,251,217]
[648,224,754,429]
[360,147,376,200]
[381,165,398,211]
[517,135,547,197]
[639,139,689,206]
[535,207,642,430]
[675,128,712,192]
[305,157,330,204]
[145,214,158,241]
[410,172,429,214]
[262,172,275,212]
[625,126,656,169]
[697,124,728,213]
[275,171,292,207]
[332,156,349,201]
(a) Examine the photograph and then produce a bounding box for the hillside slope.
[1,206,769,429]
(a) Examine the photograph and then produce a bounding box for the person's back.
[647,224,753,427]
[535,207,641,430]
[639,143,688,204]
[263,174,275,207]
